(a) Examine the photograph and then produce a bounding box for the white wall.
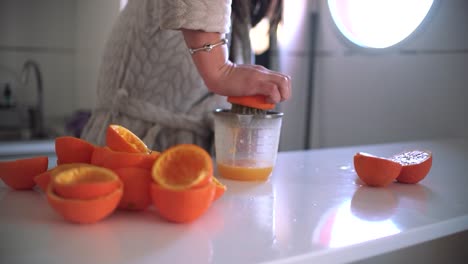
[0,0,76,120]
[74,0,120,111]
[278,0,468,150]
[0,0,120,133]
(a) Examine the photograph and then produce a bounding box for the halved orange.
[114,167,152,211]
[0,156,48,190]
[227,95,275,110]
[212,177,226,201]
[36,163,96,192]
[106,124,149,153]
[52,165,121,200]
[353,152,402,187]
[46,182,123,224]
[50,163,95,176]
[151,144,212,190]
[150,182,216,223]
[55,136,95,164]
[390,150,432,184]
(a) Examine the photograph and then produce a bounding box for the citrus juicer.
[213,95,283,181]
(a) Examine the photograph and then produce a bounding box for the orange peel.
[353,152,402,187]
[52,165,121,200]
[55,136,95,164]
[47,182,123,224]
[150,182,215,223]
[0,156,48,190]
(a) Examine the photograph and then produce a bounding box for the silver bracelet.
[188,38,228,55]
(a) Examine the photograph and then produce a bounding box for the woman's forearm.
[181,29,291,103]
[181,29,230,92]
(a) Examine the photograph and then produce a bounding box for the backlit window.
[328,0,434,49]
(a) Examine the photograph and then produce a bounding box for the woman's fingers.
[257,81,281,103]
[256,68,291,102]
[208,62,291,103]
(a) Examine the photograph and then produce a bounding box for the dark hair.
[232,0,282,34]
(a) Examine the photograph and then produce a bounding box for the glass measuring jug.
[213,109,283,181]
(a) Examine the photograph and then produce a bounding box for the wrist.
[181,29,231,93]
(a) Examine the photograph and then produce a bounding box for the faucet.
[21,60,46,138]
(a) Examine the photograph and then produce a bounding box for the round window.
[328,0,434,49]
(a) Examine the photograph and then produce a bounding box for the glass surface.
[214,109,282,181]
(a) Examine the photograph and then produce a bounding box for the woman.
[81,0,291,153]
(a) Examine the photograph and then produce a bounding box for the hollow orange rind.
[151,144,212,190]
[55,136,95,164]
[150,182,215,223]
[0,156,48,190]
[390,150,432,184]
[52,165,121,200]
[353,152,402,187]
[46,182,123,224]
[106,124,150,153]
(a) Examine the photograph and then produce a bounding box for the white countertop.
[1,137,467,264]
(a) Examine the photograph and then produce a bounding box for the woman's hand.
[182,29,291,104]
[209,61,291,104]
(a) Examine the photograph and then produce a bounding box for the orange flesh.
[217,160,273,181]
[152,144,212,190]
[116,128,147,152]
[52,166,121,200]
[390,150,432,184]
[159,151,207,186]
[107,124,149,153]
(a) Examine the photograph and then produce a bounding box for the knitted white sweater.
[81,0,232,152]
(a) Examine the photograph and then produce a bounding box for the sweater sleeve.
[159,0,231,33]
